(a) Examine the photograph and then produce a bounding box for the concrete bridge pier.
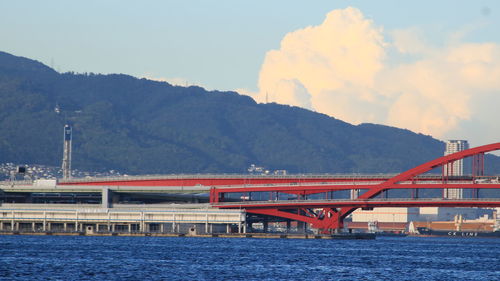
[297,221,307,233]
[263,221,269,232]
[102,187,110,208]
[238,221,246,233]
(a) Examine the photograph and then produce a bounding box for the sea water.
[0,235,498,281]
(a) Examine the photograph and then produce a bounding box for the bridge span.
[210,142,500,232]
[213,198,500,209]
[1,142,499,234]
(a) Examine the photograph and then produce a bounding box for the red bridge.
[209,143,500,232]
[62,143,500,233]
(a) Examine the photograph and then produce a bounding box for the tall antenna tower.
[62,124,72,179]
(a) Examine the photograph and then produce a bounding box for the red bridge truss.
[210,142,500,232]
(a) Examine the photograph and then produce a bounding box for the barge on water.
[416,227,500,238]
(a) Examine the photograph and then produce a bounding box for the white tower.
[444,140,469,176]
[62,124,72,179]
[444,140,469,199]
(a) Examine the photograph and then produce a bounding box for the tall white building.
[444,140,469,176]
[444,140,469,199]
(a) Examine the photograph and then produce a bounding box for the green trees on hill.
[0,51,498,175]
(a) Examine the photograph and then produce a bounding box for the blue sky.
[2,1,498,90]
[1,0,499,147]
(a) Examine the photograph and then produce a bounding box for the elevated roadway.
[213,198,500,209]
[1,142,498,233]
[58,173,446,187]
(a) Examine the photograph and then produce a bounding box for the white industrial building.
[351,207,494,223]
[351,207,420,223]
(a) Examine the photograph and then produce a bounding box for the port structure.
[1,143,499,235]
[57,142,500,233]
[208,143,500,233]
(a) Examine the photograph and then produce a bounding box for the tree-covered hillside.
[0,51,498,175]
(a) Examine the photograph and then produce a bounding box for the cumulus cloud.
[251,7,500,146]
[256,7,386,122]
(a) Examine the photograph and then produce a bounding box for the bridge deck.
[213,198,500,209]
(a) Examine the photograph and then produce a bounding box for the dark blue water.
[0,236,498,281]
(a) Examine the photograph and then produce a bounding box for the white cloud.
[251,7,500,146]
[391,28,431,55]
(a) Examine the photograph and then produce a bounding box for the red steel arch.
[376,142,499,186]
[211,142,500,232]
[320,142,500,231]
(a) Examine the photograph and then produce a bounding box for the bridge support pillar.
[102,187,110,208]
[314,209,345,234]
[297,221,306,233]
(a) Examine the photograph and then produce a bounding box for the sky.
[1,0,499,148]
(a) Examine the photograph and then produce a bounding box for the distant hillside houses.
[0,163,122,181]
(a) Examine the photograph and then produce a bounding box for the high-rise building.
[444,140,469,176]
[444,140,469,199]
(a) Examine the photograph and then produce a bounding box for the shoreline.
[0,230,375,239]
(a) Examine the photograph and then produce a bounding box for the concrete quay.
[0,203,247,235]
[0,203,374,239]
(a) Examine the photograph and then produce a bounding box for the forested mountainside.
[1,51,498,175]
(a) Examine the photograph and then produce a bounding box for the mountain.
[0,51,498,175]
